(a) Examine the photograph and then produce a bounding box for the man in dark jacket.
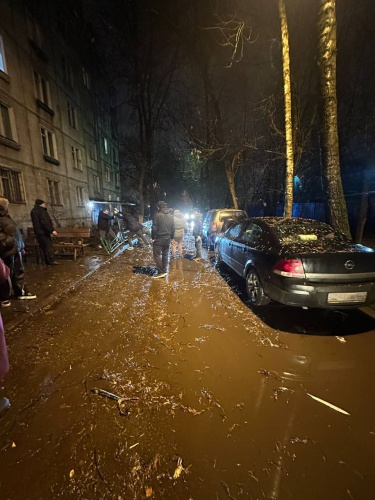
[152,201,174,278]
[0,197,36,303]
[114,207,151,250]
[31,199,58,266]
[97,208,115,241]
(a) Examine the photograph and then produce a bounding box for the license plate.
[327,292,367,304]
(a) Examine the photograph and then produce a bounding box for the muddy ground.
[0,242,375,499]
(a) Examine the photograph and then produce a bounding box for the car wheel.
[246,269,270,306]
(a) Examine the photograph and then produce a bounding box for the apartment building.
[0,0,121,230]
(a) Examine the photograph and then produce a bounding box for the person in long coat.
[30,199,58,265]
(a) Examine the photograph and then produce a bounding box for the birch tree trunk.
[318,0,351,237]
[279,0,294,218]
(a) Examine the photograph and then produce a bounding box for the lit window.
[0,102,17,142]
[105,166,110,182]
[82,67,90,89]
[67,101,78,129]
[0,35,7,73]
[103,137,108,154]
[47,179,62,205]
[76,186,84,206]
[0,167,25,203]
[34,71,51,107]
[71,146,82,170]
[93,174,100,193]
[40,126,57,158]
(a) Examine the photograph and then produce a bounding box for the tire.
[245,269,270,306]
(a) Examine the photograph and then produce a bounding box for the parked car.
[203,208,247,249]
[214,217,375,309]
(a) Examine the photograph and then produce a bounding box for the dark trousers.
[37,234,55,264]
[129,227,151,247]
[153,238,171,274]
[0,252,25,298]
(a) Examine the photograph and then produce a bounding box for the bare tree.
[278,0,294,217]
[318,0,351,237]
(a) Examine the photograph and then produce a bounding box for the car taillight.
[272,259,305,277]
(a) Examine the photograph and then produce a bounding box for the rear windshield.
[273,222,349,245]
[219,211,247,221]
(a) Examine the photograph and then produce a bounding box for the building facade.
[0,0,121,230]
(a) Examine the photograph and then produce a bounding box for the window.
[89,142,97,161]
[0,167,25,203]
[67,101,78,129]
[34,71,50,107]
[105,166,110,182]
[40,126,57,159]
[0,35,7,73]
[227,224,243,238]
[242,223,262,245]
[103,137,108,155]
[27,18,43,48]
[115,172,120,187]
[93,174,100,193]
[82,67,90,89]
[62,56,74,86]
[47,179,61,205]
[0,102,16,141]
[76,186,84,206]
[71,146,82,170]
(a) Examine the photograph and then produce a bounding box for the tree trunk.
[318,0,351,237]
[279,0,294,218]
[225,163,238,209]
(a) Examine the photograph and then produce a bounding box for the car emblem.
[344,260,355,270]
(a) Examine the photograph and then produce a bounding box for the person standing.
[97,208,116,241]
[30,199,59,266]
[114,208,151,250]
[193,210,203,261]
[0,257,10,415]
[152,201,174,279]
[0,197,36,302]
[171,210,186,258]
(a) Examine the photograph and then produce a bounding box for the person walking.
[114,208,151,250]
[193,210,203,261]
[97,208,116,241]
[30,199,59,266]
[0,257,10,416]
[0,197,36,303]
[171,210,186,258]
[152,201,174,279]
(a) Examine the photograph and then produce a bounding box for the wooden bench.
[24,227,43,264]
[52,227,91,261]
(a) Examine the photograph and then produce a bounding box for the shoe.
[98,245,103,249]
[153,272,167,279]
[0,397,10,416]
[0,300,10,307]
[17,291,37,300]
[194,257,202,261]
[127,246,135,251]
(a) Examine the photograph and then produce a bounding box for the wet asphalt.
[0,236,375,499]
